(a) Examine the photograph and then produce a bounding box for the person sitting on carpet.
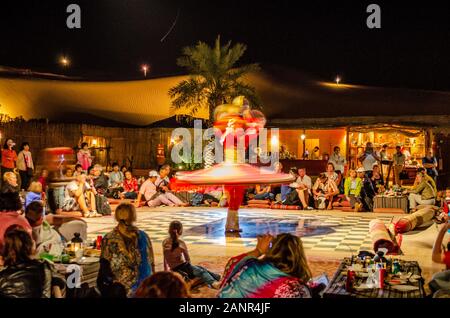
[356,167,376,212]
[97,203,155,297]
[324,162,340,184]
[134,272,190,298]
[406,171,437,212]
[121,170,139,200]
[295,168,313,210]
[429,222,450,295]
[62,173,99,218]
[135,170,186,207]
[107,162,124,198]
[254,184,274,201]
[312,173,339,210]
[280,168,298,203]
[344,169,363,211]
[218,233,312,298]
[156,164,188,207]
[163,221,221,289]
[202,186,222,206]
[370,164,385,194]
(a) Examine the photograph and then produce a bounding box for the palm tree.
[169,36,261,125]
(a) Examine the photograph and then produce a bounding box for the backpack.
[95,194,112,215]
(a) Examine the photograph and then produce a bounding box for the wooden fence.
[0,120,182,170]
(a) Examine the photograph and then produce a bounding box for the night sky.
[1,0,450,90]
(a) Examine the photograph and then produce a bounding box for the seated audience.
[109,163,124,188]
[281,168,298,203]
[24,201,64,256]
[356,167,376,211]
[91,165,112,216]
[202,186,222,206]
[370,164,385,193]
[121,165,128,175]
[98,203,155,297]
[0,191,32,250]
[121,170,139,200]
[218,233,312,298]
[324,162,340,184]
[163,221,221,288]
[73,164,83,177]
[134,272,190,298]
[25,181,44,209]
[64,167,74,178]
[312,173,339,210]
[407,171,437,212]
[429,222,450,294]
[156,164,188,207]
[2,171,19,193]
[344,169,363,211]
[295,168,313,210]
[136,170,186,208]
[38,169,49,192]
[254,184,274,200]
[417,167,438,196]
[107,163,123,199]
[0,227,65,298]
[62,174,99,218]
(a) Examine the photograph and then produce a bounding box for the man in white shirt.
[328,146,346,173]
[62,174,98,217]
[295,168,313,210]
[136,170,186,207]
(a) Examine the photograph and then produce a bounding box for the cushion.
[373,208,405,214]
[247,199,271,205]
[271,204,301,210]
[247,204,271,209]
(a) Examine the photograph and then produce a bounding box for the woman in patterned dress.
[97,203,155,297]
[218,233,312,298]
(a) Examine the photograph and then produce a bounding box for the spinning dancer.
[176,96,294,233]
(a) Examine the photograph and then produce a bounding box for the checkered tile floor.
[86,209,393,254]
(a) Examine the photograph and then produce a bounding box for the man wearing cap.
[135,170,181,208]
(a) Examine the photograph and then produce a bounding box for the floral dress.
[99,227,154,297]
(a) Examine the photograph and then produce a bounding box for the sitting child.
[163,221,221,289]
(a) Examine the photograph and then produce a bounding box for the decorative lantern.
[69,232,84,254]
[156,144,166,165]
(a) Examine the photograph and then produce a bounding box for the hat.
[356,167,365,173]
[149,170,159,177]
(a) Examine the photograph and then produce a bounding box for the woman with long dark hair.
[162,221,221,289]
[1,138,18,186]
[218,233,312,298]
[17,142,34,191]
[97,203,155,297]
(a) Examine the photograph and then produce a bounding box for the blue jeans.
[174,262,220,286]
[281,185,292,202]
[254,192,274,200]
